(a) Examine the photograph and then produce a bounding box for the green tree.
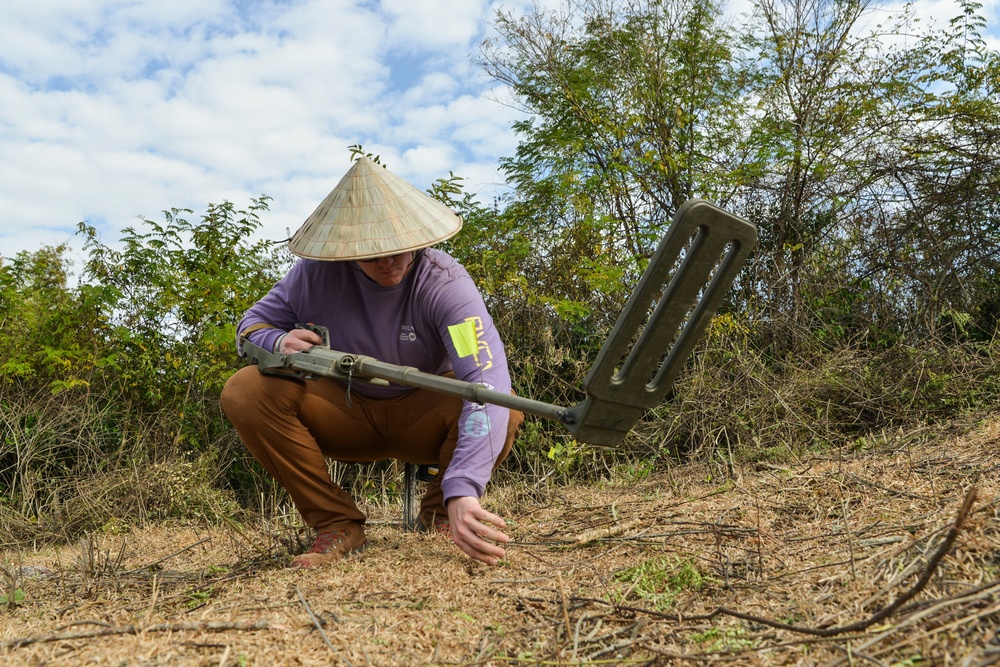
[0,245,111,390]
[857,0,1000,338]
[476,0,1000,465]
[3,198,296,533]
[481,0,748,366]
[740,0,1000,343]
[737,0,920,339]
[77,197,292,449]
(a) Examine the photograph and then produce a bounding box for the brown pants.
[221,366,523,532]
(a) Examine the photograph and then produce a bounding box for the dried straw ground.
[3,418,999,666]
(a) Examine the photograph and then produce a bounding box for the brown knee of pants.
[222,365,524,532]
[221,366,369,531]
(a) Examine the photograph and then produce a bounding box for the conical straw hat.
[289,155,463,260]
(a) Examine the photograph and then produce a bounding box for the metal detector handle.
[250,323,333,380]
[295,322,331,348]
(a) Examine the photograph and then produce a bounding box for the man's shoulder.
[294,258,345,272]
[420,249,470,282]
[287,258,352,281]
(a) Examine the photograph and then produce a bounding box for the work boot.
[420,514,452,540]
[289,523,367,568]
[418,472,449,537]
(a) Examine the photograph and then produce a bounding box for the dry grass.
[2,418,999,666]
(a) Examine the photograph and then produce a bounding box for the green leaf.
[0,588,26,604]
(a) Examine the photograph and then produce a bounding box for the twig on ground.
[1,620,273,649]
[573,518,645,545]
[559,485,979,642]
[295,584,350,664]
[824,587,1000,665]
[713,485,978,637]
[125,538,211,575]
[556,571,573,650]
[844,473,933,501]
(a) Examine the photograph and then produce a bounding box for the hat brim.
[289,156,463,261]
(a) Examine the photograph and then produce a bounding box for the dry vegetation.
[2,417,999,667]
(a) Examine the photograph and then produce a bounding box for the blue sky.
[2,0,998,263]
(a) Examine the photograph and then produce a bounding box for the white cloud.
[0,0,997,263]
[382,0,488,50]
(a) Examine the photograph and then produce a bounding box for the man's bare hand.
[447,496,509,565]
[278,328,323,354]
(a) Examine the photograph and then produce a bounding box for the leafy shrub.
[1,198,292,541]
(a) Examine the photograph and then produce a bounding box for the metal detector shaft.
[240,198,756,446]
[240,342,575,424]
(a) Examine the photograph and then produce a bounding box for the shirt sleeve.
[434,278,514,503]
[236,264,302,355]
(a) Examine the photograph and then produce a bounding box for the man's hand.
[277,328,323,354]
[447,496,509,565]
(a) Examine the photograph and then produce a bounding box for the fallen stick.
[563,485,979,640]
[296,584,351,665]
[573,518,645,545]
[712,485,978,637]
[2,620,272,649]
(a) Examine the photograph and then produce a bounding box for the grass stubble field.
[2,418,999,666]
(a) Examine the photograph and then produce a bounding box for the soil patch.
[2,419,999,666]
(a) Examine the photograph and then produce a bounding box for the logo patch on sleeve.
[463,411,491,438]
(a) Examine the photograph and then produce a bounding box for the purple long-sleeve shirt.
[236,248,512,503]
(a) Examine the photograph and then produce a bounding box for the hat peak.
[288,155,463,261]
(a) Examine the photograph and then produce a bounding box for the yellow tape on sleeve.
[448,320,479,358]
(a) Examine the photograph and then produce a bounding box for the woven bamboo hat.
[288,155,463,260]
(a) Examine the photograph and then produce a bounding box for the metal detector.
[240,198,757,527]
